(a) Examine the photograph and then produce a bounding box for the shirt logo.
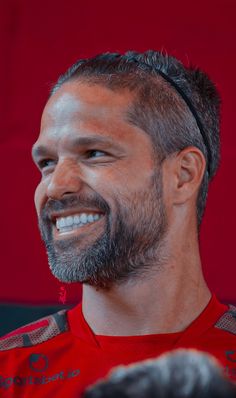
[0,352,80,390]
[29,353,49,372]
[226,351,236,363]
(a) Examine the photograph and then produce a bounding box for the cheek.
[88,157,154,192]
[34,181,47,216]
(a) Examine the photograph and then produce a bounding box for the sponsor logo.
[224,366,236,377]
[29,353,49,372]
[0,353,80,390]
[224,351,236,379]
[225,350,236,363]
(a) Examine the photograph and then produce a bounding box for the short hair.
[51,51,221,227]
[83,350,236,398]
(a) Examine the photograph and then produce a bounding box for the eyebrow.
[31,135,122,160]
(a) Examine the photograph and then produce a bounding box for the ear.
[168,146,206,205]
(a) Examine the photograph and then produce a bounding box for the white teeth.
[80,213,88,224]
[74,215,80,224]
[66,216,73,227]
[56,218,66,229]
[55,213,102,232]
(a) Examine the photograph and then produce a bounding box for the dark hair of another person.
[51,51,221,228]
[83,350,236,398]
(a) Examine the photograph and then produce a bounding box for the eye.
[38,159,56,169]
[86,150,108,158]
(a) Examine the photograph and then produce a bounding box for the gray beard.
[38,171,168,289]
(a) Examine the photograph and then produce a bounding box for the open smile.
[53,212,105,238]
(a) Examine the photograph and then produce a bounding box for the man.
[0,50,236,398]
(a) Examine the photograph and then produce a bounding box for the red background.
[0,0,235,305]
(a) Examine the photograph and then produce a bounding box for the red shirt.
[0,294,236,398]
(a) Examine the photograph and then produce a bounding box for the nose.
[46,159,83,200]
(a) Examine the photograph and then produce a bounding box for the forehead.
[39,81,136,139]
[33,81,155,162]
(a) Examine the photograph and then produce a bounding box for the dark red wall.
[1,0,235,305]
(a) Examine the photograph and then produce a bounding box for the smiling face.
[32,81,168,288]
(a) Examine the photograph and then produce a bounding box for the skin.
[33,80,211,336]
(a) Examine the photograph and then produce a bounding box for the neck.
[82,219,211,336]
[82,262,210,337]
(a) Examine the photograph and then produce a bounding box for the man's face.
[32,81,168,288]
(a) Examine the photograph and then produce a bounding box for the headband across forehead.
[156,69,211,176]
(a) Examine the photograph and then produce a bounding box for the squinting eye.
[38,159,55,169]
[87,150,107,158]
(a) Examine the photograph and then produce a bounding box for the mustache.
[40,193,110,221]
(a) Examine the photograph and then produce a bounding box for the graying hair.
[51,50,221,228]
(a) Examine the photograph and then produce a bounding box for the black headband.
[156,69,211,175]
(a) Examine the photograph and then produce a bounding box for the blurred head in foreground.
[84,349,236,398]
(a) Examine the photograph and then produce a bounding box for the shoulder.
[0,308,69,351]
[215,304,236,335]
